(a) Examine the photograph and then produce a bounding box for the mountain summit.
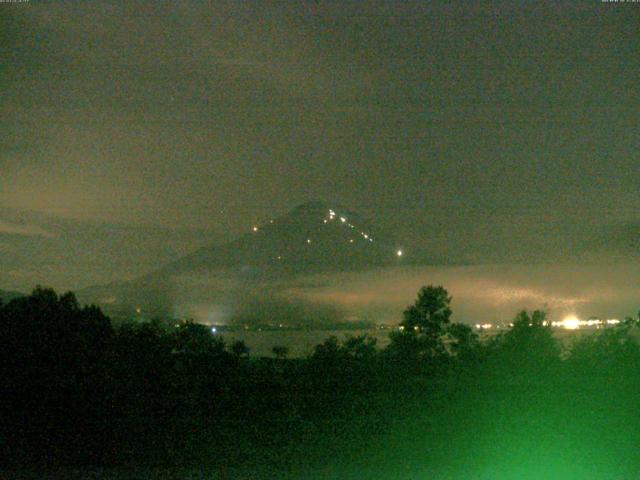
[161,201,404,276]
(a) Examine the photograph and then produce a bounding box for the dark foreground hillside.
[1,287,640,479]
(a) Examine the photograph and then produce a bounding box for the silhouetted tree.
[623,310,640,327]
[272,345,290,359]
[388,285,452,361]
[402,285,452,333]
[446,322,479,359]
[172,320,226,356]
[342,334,378,360]
[0,287,116,464]
[230,339,250,358]
[491,310,560,368]
[311,336,345,366]
[568,321,640,374]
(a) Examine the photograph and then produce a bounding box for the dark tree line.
[1,286,640,477]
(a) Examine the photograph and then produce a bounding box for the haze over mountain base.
[76,263,640,329]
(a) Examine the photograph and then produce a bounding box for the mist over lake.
[168,263,640,327]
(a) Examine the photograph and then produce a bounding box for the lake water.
[219,326,606,358]
[219,329,391,357]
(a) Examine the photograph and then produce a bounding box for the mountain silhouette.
[158,200,403,277]
[79,201,405,317]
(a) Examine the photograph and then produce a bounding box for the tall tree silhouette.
[492,310,560,369]
[388,285,452,362]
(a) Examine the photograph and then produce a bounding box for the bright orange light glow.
[562,315,580,330]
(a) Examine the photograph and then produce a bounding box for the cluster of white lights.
[324,209,375,244]
[475,323,494,330]
[398,325,421,332]
[473,317,622,331]
[552,315,620,330]
[250,208,405,260]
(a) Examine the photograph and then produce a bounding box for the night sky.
[1,1,639,290]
